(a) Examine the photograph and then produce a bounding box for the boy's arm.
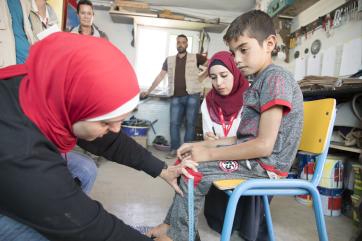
[183,106,283,162]
[177,136,236,161]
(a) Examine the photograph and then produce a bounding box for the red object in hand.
[175,159,203,187]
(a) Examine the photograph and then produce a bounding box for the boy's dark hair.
[177,34,188,42]
[223,10,275,46]
[77,0,94,13]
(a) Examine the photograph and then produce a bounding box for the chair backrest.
[298,98,336,186]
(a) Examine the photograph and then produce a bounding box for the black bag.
[204,185,272,241]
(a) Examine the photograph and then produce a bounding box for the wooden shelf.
[302,85,362,99]
[109,10,228,33]
[330,142,362,154]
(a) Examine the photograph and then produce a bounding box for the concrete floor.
[89,147,358,241]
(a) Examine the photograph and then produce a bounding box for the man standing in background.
[0,0,36,67]
[30,0,59,40]
[71,0,108,39]
[141,34,207,158]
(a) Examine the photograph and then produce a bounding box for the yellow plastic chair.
[212,98,336,241]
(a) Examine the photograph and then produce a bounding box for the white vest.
[0,0,36,68]
[166,53,202,96]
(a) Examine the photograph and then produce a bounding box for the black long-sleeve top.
[0,76,163,240]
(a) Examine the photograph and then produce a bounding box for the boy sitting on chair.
[148,10,304,241]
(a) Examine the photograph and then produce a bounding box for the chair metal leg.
[221,179,330,241]
[309,187,328,241]
[262,195,275,241]
[220,190,240,241]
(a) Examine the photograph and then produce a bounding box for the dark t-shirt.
[162,53,207,96]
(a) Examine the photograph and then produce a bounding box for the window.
[135,26,200,95]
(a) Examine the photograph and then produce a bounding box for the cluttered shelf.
[299,75,361,156]
[302,85,362,98]
[299,75,362,98]
[330,142,362,154]
[109,0,228,33]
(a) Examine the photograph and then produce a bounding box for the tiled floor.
[89,147,358,241]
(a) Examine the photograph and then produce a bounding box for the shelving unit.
[302,85,362,100]
[302,87,362,159]
[109,9,228,33]
[330,142,361,154]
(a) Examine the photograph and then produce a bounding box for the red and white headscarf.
[0,32,139,153]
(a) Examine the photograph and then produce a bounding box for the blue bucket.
[121,125,149,137]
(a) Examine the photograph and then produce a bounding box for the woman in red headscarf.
[0,32,196,241]
[202,51,269,241]
[201,51,249,140]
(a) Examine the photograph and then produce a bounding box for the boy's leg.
[0,214,49,241]
[65,151,98,194]
[166,160,268,241]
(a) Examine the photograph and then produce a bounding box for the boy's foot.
[146,223,170,238]
[165,150,177,159]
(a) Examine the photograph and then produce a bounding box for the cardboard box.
[132,136,148,149]
[115,0,149,9]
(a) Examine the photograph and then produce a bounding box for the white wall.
[94,10,136,66]
[208,30,229,56]
[286,0,362,77]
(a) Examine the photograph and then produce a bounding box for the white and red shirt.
[201,100,242,138]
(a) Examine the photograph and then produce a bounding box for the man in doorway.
[71,0,108,39]
[141,34,207,158]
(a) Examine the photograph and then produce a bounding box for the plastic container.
[153,143,171,152]
[297,151,317,181]
[295,152,316,206]
[318,187,343,216]
[354,180,362,196]
[351,194,361,225]
[121,125,149,137]
[287,171,298,179]
[318,156,344,189]
[352,164,362,181]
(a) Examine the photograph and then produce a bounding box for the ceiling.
[93,0,255,13]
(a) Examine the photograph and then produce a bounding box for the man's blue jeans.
[65,151,98,194]
[0,151,97,240]
[170,93,200,150]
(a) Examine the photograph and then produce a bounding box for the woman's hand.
[159,160,198,197]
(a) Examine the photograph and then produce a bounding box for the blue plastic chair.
[209,98,337,241]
